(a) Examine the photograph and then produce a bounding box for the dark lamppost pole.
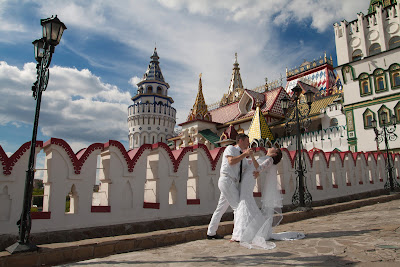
[280,85,315,211]
[6,16,66,254]
[371,112,399,193]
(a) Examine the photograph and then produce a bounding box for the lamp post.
[6,16,66,254]
[281,85,315,211]
[371,112,399,193]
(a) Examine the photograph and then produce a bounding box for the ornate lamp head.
[41,15,67,47]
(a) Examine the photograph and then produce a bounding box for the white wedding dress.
[233,156,305,250]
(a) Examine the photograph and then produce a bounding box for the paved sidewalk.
[62,198,400,266]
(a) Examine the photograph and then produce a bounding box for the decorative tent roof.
[248,103,274,143]
[137,47,169,87]
[220,124,238,141]
[187,74,211,122]
[228,53,244,94]
[209,86,286,124]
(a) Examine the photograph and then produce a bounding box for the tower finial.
[235,52,238,63]
[199,73,202,78]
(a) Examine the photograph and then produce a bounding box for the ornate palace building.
[334,0,400,152]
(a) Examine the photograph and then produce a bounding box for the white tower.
[128,48,176,149]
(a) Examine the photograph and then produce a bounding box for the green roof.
[199,129,220,147]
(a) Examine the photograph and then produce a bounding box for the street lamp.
[371,112,399,193]
[281,85,315,211]
[6,16,66,254]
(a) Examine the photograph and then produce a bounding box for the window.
[362,81,369,93]
[369,43,381,56]
[389,36,400,50]
[147,86,153,94]
[393,73,400,87]
[245,99,253,112]
[389,64,400,89]
[373,69,387,92]
[395,101,400,123]
[352,49,363,61]
[378,105,392,126]
[363,109,375,128]
[359,73,371,96]
[377,77,385,90]
[157,87,162,95]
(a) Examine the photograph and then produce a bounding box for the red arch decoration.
[43,138,104,174]
[105,140,152,172]
[0,141,43,175]
[194,144,225,171]
[152,142,193,172]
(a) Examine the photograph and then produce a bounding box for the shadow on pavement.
[301,229,380,239]
[61,252,356,266]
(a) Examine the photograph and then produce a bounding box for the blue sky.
[0,0,370,155]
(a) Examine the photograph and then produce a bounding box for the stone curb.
[1,193,399,267]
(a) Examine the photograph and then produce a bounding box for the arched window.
[352,49,363,61]
[330,118,338,127]
[369,43,381,56]
[389,36,400,50]
[362,109,375,128]
[393,73,400,87]
[147,86,153,94]
[377,77,385,90]
[157,87,162,95]
[389,64,400,89]
[359,73,371,96]
[373,69,387,92]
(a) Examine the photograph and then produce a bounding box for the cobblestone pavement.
[62,199,400,266]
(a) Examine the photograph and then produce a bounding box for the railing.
[275,126,348,151]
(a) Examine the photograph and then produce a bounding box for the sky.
[0,0,371,155]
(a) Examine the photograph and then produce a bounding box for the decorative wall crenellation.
[0,139,399,236]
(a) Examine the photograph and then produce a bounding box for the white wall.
[1,139,399,235]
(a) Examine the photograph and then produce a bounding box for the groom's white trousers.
[207,176,240,236]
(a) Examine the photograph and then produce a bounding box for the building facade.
[128,48,176,149]
[334,0,400,152]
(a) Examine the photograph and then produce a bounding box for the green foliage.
[65,196,70,212]
[30,207,38,212]
[32,188,44,195]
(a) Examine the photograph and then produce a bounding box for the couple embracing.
[207,133,304,250]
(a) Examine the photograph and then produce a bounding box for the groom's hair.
[236,133,249,143]
[272,148,282,165]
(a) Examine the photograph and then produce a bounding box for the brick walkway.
[61,197,400,266]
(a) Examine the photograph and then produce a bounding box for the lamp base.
[293,206,312,212]
[6,241,38,254]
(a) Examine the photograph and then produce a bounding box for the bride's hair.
[272,148,282,165]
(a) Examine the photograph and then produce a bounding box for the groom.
[206,133,253,239]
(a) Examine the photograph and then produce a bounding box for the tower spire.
[187,73,211,121]
[228,52,244,94]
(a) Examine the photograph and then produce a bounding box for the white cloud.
[129,76,141,89]
[0,61,130,147]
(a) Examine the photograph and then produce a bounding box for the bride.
[232,148,305,249]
